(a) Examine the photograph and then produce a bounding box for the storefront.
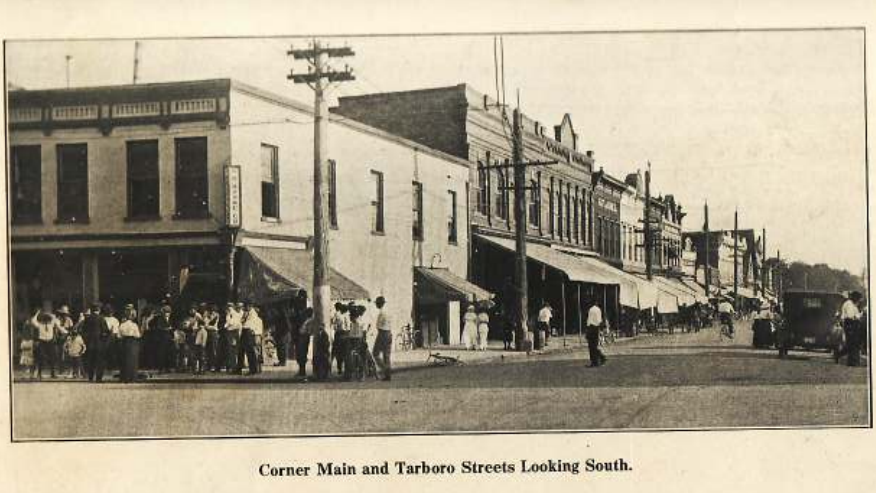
[414,267,493,346]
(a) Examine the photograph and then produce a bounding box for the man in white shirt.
[536,302,552,350]
[717,300,735,337]
[372,296,393,381]
[31,300,61,379]
[240,304,263,375]
[838,291,864,366]
[585,299,607,368]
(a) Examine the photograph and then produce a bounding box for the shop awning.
[476,235,618,285]
[678,278,710,304]
[415,267,494,304]
[638,276,684,313]
[237,246,369,304]
[653,277,697,307]
[475,234,651,310]
[736,287,759,300]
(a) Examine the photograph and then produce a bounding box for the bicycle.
[426,352,464,367]
[719,314,735,340]
[598,326,616,346]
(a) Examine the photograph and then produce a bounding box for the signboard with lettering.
[225,165,242,228]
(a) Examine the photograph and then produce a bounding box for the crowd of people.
[16,291,396,383]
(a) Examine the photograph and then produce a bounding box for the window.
[412,181,424,241]
[495,169,509,220]
[126,140,159,219]
[260,144,279,219]
[56,143,89,222]
[328,159,338,227]
[565,185,571,242]
[448,190,458,244]
[10,145,42,224]
[477,160,489,216]
[573,189,580,244]
[174,137,209,218]
[370,170,384,233]
[549,177,555,236]
[556,180,564,238]
[528,176,540,227]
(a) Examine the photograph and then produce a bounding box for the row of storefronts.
[8,78,762,346]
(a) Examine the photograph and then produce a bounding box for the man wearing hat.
[838,291,865,367]
[82,302,111,383]
[225,302,243,373]
[150,304,174,373]
[54,305,74,375]
[240,303,262,375]
[30,300,62,379]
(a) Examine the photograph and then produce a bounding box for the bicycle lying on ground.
[426,352,464,367]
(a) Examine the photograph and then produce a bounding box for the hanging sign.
[225,165,242,228]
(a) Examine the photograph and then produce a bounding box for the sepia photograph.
[5,28,869,441]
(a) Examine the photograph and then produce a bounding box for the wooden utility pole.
[481,107,555,351]
[733,209,739,308]
[133,41,141,84]
[761,228,767,297]
[288,40,355,335]
[704,201,711,296]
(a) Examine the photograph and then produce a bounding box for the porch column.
[81,252,99,307]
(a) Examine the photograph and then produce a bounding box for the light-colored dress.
[477,312,490,350]
[19,339,34,367]
[462,311,478,350]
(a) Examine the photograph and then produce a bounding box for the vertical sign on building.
[225,165,241,228]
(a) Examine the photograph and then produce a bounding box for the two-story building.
[333,84,662,334]
[8,79,487,343]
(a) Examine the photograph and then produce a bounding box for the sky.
[5,30,867,273]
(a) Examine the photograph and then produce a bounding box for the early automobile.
[782,289,845,350]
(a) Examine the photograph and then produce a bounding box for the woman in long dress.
[462,305,478,350]
[477,308,490,351]
[119,305,141,383]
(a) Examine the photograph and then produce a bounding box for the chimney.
[586,150,594,159]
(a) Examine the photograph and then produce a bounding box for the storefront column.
[82,252,99,307]
[167,249,181,296]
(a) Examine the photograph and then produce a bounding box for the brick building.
[8,79,484,342]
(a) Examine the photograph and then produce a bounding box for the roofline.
[229,80,472,170]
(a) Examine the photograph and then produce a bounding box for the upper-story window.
[477,161,489,216]
[260,144,279,220]
[174,137,209,218]
[448,189,458,244]
[370,170,384,234]
[528,174,540,228]
[126,140,160,219]
[556,181,564,239]
[549,177,555,237]
[495,168,509,221]
[10,145,42,224]
[56,143,89,223]
[412,181,424,241]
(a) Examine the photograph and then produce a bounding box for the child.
[19,326,35,379]
[192,322,208,375]
[173,326,187,372]
[64,330,87,379]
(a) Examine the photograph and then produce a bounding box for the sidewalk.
[12,335,604,384]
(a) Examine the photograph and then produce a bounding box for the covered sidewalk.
[236,246,370,304]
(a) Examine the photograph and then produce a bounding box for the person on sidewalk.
[297,307,315,381]
[82,302,111,383]
[55,305,74,375]
[202,304,220,372]
[537,301,553,349]
[241,303,263,375]
[837,291,864,367]
[585,299,607,368]
[476,306,490,351]
[64,328,87,379]
[372,296,393,381]
[462,305,477,350]
[150,305,174,373]
[19,324,35,379]
[30,301,61,380]
[192,319,208,375]
[331,302,350,375]
[118,305,141,383]
[224,302,242,373]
